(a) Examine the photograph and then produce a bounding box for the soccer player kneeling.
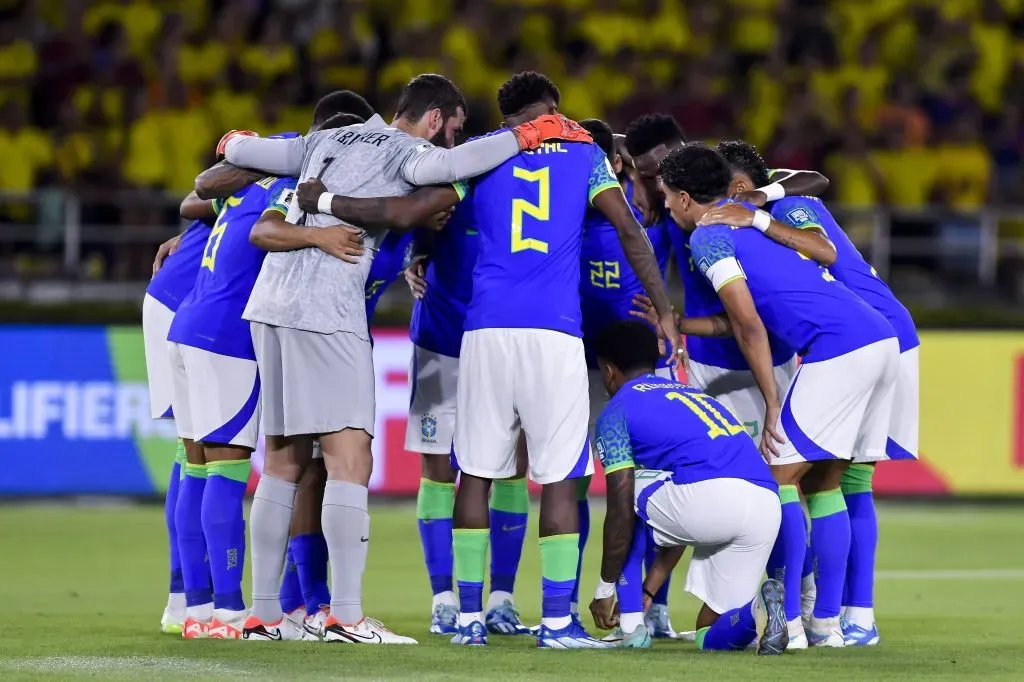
[589,321,786,655]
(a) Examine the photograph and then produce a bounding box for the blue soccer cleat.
[430,603,459,635]
[754,578,788,656]
[536,620,616,649]
[620,623,652,649]
[450,620,488,646]
[486,600,534,635]
[842,619,880,647]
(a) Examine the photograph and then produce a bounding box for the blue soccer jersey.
[689,205,896,362]
[669,225,794,369]
[145,218,214,312]
[771,196,920,353]
[580,179,673,368]
[408,195,480,358]
[595,374,776,492]
[167,176,296,359]
[463,141,621,336]
[365,231,416,323]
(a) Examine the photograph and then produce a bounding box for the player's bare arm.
[297,177,459,231]
[599,467,636,588]
[698,203,837,266]
[194,161,265,200]
[630,293,733,337]
[734,169,830,207]
[179,192,216,221]
[717,280,785,460]
[249,209,365,264]
[641,546,685,608]
[592,187,682,356]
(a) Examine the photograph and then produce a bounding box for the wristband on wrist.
[317,192,336,214]
[751,209,772,233]
[643,588,656,601]
[594,578,616,600]
[757,182,785,202]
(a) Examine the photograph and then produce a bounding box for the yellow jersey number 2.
[511,166,549,254]
[201,195,242,272]
[665,391,745,440]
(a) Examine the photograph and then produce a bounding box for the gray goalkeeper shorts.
[250,322,375,438]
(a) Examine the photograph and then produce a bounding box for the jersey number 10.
[511,166,550,254]
[665,391,745,440]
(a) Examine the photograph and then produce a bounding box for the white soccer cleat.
[303,607,330,640]
[600,627,624,643]
[160,599,186,635]
[645,603,678,639]
[281,609,319,641]
[787,618,808,650]
[675,630,697,643]
[242,615,290,641]
[806,616,845,647]
[324,616,418,644]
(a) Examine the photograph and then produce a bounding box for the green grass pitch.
[0,503,1022,680]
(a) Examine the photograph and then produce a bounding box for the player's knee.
[182,438,206,465]
[421,453,456,484]
[771,462,809,486]
[263,453,305,484]
[803,460,848,493]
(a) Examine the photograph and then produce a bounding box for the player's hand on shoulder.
[152,232,183,276]
[424,208,453,232]
[759,403,786,462]
[215,130,258,161]
[698,202,755,228]
[297,177,328,213]
[312,225,365,264]
[731,189,768,208]
[405,260,427,299]
[511,114,594,150]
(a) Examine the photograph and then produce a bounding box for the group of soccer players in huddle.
[142,68,918,654]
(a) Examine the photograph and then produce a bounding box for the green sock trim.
[539,533,580,583]
[184,463,208,479]
[576,475,592,501]
[695,626,711,650]
[841,463,875,495]
[807,488,847,518]
[206,459,251,484]
[453,529,488,583]
[417,478,455,520]
[174,439,186,466]
[490,477,528,514]
[778,484,800,505]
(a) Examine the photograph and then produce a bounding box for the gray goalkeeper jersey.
[243,115,427,339]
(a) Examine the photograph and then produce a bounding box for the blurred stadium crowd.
[1,0,1023,289]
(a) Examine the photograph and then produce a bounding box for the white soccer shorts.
[687,356,798,440]
[142,294,176,420]
[168,342,261,449]
[635,471,781,614]
[588,366,674,447]
[454,328,593,485]
[857,345,919,462]
[405,345,459,455]
[772,338,900,465]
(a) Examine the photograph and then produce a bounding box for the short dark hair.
[595,321,661,375]
[318,112,365,131]
[497,71,560,117]
[659,143,732,204]
[395,74,467,121]
[312,90,374,127]
[624,114,686,158]
[579,118,614,159]
[716,140,771,189]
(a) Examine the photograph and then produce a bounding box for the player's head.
[716,140,770,195]
[395,74,467,149]
[658,143,732,231]
[311,90,374,131]
[497,71,560,126]
[579,118,623,177]
[595,321,661,397]
[624,114,686,197]
[313,112,365,132]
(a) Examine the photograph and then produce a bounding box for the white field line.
[0,656,256,678]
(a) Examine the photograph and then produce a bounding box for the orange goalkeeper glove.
[215,130,259,160]
[511,114,593,151]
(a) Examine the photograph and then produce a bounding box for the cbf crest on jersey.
[786,206,818,226]
[420,413,438,441]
